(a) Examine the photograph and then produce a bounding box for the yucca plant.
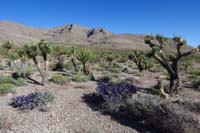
[76,48,94,76]
[25,43,48,86]
[128,50,152,72]
[144,34,200,97]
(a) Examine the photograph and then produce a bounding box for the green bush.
[0,76,27,86]
[0,83,14,94]
[0,76,15,84]
[111,68,121,73]
[14,78,27,86]
[72,74,91,82]
[12,67,35,79]
[117,55,128,63]
[52,61,65,71]
[100,74,113,83]
[190,69,200,76]
[112,63,122,69]
[64,62,74,70]
[50,74,68,85]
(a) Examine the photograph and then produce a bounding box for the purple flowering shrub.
[9,92,54,110]
[97,82,136,104]
[96,82,136,113]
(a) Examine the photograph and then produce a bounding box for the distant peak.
[0,20,16,24]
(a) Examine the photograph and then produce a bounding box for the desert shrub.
[72,73,91,82]
[98,63,107,69]
[64,62,74,70]
[100,72,120,83]
[100,74,113,83]
[190,69,200,76]
[0,76,26,86]
[12,66,35,79]
[50,74,68,85]
[117,55,128,63]
[112,63,122,69]
[14,78,27,86]
[52,61,65,71]
[125,94,200,133]
[0,76,15,84]
[9,92,54,110]
[0,83,14,94]
[111,68,121,73]
[96,82,136,113]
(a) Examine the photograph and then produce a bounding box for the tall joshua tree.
[144,34,200,97]
[76,48,94,76]
[38,39,53,76]
[25,43,48,86]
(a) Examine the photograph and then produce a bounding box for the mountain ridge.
[0,20,192,51]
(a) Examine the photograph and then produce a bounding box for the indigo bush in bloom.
[9,92,54,110]
[96,82,136,104]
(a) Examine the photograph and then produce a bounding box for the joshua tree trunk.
[34,59,47,86]
[20,57,27,78]
[71,57,78,73]
[44,60,49,76]
[157,75,169,98]
[169,75,180,95]
[83,62,87,75]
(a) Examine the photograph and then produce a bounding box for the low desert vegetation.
[0,36,199,132]
[50,74,69,85]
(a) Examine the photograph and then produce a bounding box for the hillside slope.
[0,20,192,51]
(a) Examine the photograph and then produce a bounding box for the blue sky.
[0,0,199,47]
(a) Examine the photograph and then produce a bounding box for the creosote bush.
[0,76,26,86]
[50,74,68,85]
[72,73,91,82]
[0,83,14,94]
[9,92,54,110]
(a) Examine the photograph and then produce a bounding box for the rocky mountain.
[0,20,192,51]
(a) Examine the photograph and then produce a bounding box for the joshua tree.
[25,43,48,86]
[128,50,152,72]
[17,46,27,72]
[76,48,94,76]
[2,40,17,69]
[70,46,78,73]
[38,39,53,76]
[104,52,117,69]
[2,40,14,54]
[144,34,200,97]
